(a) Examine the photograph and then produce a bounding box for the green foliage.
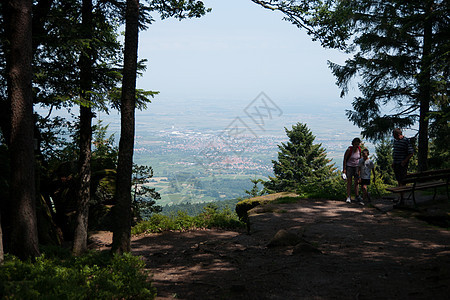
[196,203,243,229]
[0,252,155,299]
[245,178,266,197]
[31,0,124,111]
[301,173,347,200]
[374,139,396,185]
[255,1,449,170]
[132,164,162,222]
[324,0,449,140]
[92,120,119,170]
[264,122,336,194]
[429,101,450,169]
[250,0,351,50]
[148,0,212,21]
[131,204,244,234]
[166,174,254,200]
[367,172,390,199]
[161,198,242,216]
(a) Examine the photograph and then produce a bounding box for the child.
[358,149,375,205]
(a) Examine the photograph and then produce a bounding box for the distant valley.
[46,96,372,206]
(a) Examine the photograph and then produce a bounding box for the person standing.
[343,138,362,204]
[358,149,375,204]
[392,128,414,205]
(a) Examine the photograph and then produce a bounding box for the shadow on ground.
[124,194,450,300]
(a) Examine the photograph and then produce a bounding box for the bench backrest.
[404,168,450,184]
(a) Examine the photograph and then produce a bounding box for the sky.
[42,0,373,155]
[136,0,354,106]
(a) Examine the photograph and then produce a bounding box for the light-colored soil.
[90,196,450,300]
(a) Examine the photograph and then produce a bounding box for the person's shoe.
[358,201,364,205]
[356,195,362,202]
[346,197,351,203]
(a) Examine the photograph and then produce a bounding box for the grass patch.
[273,196,302,204]
[235,192,299,221]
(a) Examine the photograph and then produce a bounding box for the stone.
[292,242,322,255]
[267,229,303,247]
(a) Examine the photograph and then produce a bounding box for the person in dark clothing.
[392,128,414,204]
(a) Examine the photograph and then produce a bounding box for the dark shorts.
[393,163,408,184]
[360,179,370,186]
[346,166,359,179]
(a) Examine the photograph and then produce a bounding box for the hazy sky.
[43,0,370,153]
[137,0,354,106]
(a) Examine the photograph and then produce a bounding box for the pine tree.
[374,139,396,185]
[265,123,335,193]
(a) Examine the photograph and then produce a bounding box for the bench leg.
[447,182,449,202]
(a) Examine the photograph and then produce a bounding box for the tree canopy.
[252,0,450,171]
[0,0,210,259]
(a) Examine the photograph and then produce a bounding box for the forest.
[0,0,449,299]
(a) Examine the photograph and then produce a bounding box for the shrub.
[195,203,244,229]
[131,204,244,234]
[301,175,347,200]
[0,252,155,299]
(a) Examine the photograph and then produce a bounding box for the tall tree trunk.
[112,0,140,254]
[0,0,54,147]
[6,0,40,260]
[73,0,93,256]
[0,213,4,264]
[417,1,433,172]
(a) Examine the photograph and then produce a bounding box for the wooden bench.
[386,168,450,207]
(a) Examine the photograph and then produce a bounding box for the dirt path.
[91,198,450,299]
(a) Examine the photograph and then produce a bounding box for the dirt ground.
[90,195,450,300]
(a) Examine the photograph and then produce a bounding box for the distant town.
[130,127,373,206]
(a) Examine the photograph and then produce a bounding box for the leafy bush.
[131,203,244,234]
[301,175,347,200]
[0,252,155,299]
[196,203,244,229]
[367,172,390,199]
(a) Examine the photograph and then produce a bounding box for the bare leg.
[346,178,352,199]
[362,185,368,201]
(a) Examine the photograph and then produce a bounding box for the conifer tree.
[374,139,395,185]
[265,123,334,193]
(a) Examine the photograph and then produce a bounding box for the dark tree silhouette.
[73,0,94,256]
[112,0,140,254]
[5,0,40,259]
